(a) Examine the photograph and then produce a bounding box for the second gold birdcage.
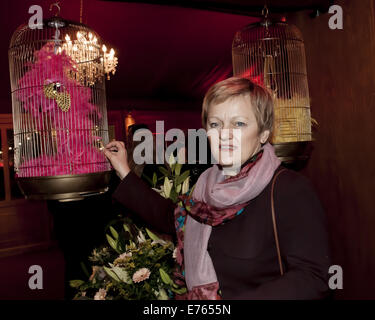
[232,18,313,163]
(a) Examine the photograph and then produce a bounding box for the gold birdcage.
[8,16,112,201]
[232,17,313,163]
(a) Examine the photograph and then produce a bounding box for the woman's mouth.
[219,145,236,151]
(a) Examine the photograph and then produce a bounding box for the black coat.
[112,165,332,300]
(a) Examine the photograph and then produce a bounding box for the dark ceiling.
[1,0,330,114]
[104,0,333,15]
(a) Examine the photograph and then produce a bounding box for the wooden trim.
[1,128,11,201]
[0,114,15,202]
[0,199,29,208]
[0,114,13,125]
[0,241,58,259]
[0,199,46,210]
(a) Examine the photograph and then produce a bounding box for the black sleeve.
[236,171,332,300]
[112,171,176,236]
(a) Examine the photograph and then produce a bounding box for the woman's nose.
[220,126,233,140]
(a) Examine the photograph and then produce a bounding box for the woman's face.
[206,95,269,171]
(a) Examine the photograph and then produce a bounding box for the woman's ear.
[259,130,270,144]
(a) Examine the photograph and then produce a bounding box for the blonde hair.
[201,77,274,136]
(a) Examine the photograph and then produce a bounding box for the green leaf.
[75,295,91,300]
[171,163,176,174]
[80,262,90,278]
[109,226,119,240]
[175,170,190,186]
[69,280,84,288]
[174,163,182,176]
[112,266,132,284]
[169,188,178,203]
[103,266,121,282]
[159,268,172,285]
[106,234,120,253]
[176,184,181,194]
[158,166,169,177]
[142,174,153,186]
[123,223,131,234]
[152,172,157,187]
[171,286,187,294]
[145,228,161,242]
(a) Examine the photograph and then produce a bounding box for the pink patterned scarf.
[173,143,281,299]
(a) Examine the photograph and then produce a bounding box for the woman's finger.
[105,140,122,148]
[103,148,113,160]
[105,140,125,151]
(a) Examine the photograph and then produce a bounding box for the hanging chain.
[48,1,63,54]
[262,4,269,19]
[80,0,83,23]
[261,3,270,35]
[52,22,61,54]
[49,1,61,17]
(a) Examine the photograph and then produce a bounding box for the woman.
[104,77,331,300]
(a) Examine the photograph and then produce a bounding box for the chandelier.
[58,31,118,85]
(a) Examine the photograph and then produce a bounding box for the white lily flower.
[137,231,146,243]
[181,176,190,194]
[168,153,176,166]
[163,177,172,198]
[151,238,168,246]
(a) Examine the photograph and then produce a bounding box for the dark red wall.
[289,0,375,299]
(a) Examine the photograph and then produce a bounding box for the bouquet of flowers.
[70,154,191,300]
[70,217,187,300]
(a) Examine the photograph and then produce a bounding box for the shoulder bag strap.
[271,168,288,276]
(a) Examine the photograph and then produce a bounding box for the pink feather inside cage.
[16,43,108,177]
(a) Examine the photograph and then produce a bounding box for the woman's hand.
[104,141,131,180]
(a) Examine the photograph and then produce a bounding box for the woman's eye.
[209,123,219,128]
[235,121,246,127]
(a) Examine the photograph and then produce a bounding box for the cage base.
[273,141,312,165]
[17,171,112,202]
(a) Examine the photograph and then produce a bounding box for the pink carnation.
[94,288,107,300]
[132,268,151,283]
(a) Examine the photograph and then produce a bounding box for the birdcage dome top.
[232,20,304,48]
[9,17,102,49]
